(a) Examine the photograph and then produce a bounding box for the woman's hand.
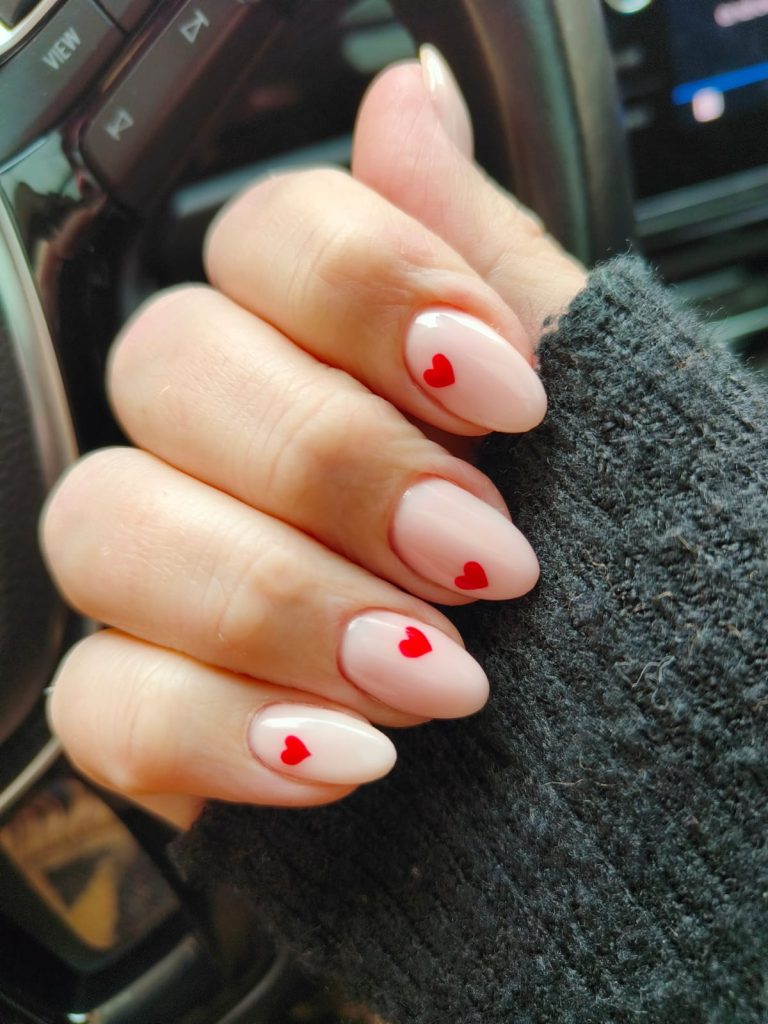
[40,50,586,828]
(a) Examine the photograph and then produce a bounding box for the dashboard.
[1,1,767,200]
[0,1,765,1022]
[605,0,768,367]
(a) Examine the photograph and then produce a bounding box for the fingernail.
[405,308,547,432]
[391,478,540,600]
[419,44,474,157]
[340,611,489,719]
[248,704,396,785]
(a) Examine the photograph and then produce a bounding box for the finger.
[352,60,588,340]
[41,448,494,722]
[204,166,546,436]
[108,286,539,605]
[50,631,393,806]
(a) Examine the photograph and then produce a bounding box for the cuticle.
[387,471,508,561]
[335,608,398,709]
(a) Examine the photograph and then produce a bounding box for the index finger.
[204,168,546,437]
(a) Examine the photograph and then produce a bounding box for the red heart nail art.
[398,626,433,658]
[281,735,311,766]
[454,561,489,590]
[423,353,455,388]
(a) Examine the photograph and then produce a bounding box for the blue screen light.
[673,60,768,105]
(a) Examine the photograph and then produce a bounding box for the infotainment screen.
[667,0,768,124]
[604,0,768,198]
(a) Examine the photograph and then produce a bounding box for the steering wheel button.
[82,0,281,208]
[96,0,155,32]
[104,105,134,139]
[179,7,209,42]
[0,0,123,160]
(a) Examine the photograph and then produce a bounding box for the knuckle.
[41,448,160,610]
[313,214,445,311]
[482,210,560,292]
[208,165,452,318]
[204,168,352,274]
[109,286,244,447]
[210,527,301,660]
[244,167,353,215]
[277,379,358,481]
[135,281,213,318]
[262,374,401,508]
[108,284,218,388]
[118,284,216,346]
[49,631,175,796]
[106,661,179,795]
[262,166,352,205]
[42,448,129,564]
[263,382,415,561]
[46,633,95,741]
[296,386,398,486]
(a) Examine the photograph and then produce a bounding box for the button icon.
[105,108,135,142]
[180,9,210,44]
[41,26,82,71]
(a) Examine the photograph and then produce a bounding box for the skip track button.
[179,8,209,43]
[82,0,282,208]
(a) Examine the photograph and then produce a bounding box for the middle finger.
[109,286,540,604]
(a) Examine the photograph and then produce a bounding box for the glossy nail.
[391,478,539,600]
[340,610,489,718]
[405,308,546,432]
[248,704,396,785]
[419,43,474,157]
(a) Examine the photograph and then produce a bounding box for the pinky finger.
[48,631,396,810]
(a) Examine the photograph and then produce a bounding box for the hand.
[40,49,586,828]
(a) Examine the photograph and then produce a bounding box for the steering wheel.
[0,1,632,1019]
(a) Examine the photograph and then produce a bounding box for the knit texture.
[176,256,768,1023]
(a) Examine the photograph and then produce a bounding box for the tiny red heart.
[280,735,311,766]
[454,561,489,590]
[423,353,455,388]
[398,626,432,658]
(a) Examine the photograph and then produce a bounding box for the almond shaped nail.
[391,478,540,600]
[340,611,489,718]
[248,704,396,785]
[405,308,546,432]
[419,44,474,157]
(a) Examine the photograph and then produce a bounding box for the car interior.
[1,0,766,1020]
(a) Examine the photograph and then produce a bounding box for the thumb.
[351,52,586,340]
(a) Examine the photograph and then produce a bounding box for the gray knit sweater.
[177,256,768,1023]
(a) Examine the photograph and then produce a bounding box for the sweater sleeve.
[174,255,768,1024]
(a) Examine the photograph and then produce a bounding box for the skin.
[41,58,586,828]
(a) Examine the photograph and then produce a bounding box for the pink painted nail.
[405,308,546,432]
[391,478,540,600]
[340,610,489,718]
[247,704,396,785]
[419,44,474,158]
